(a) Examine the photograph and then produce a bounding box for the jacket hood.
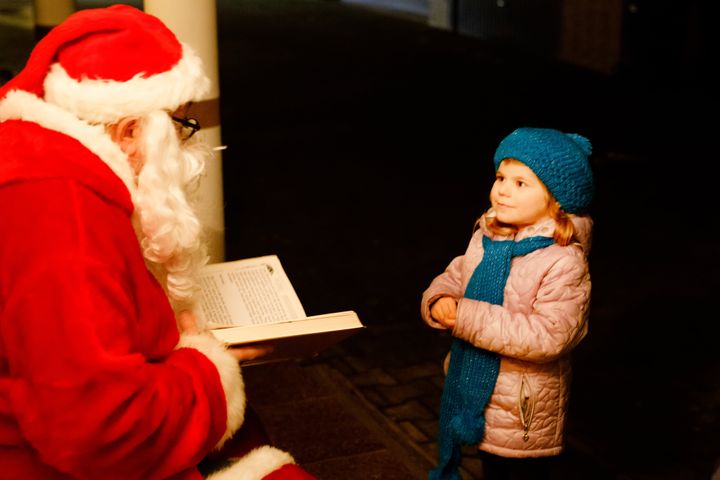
[570,214,593,254]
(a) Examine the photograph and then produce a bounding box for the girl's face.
[490,159,552,228]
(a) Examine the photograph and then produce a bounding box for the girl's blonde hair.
[480,170,576,246]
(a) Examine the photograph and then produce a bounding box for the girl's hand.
[431,296,457,329]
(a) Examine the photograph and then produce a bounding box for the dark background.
[214,2,718,478]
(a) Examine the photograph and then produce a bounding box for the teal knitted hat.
[493,127,594,213]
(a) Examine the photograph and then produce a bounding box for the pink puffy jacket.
[421,215,592,458]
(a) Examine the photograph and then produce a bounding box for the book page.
[195,255,306,327]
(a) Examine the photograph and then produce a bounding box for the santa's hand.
[177,310,200,334]
[228,344,274,362]
[177,310,273,362]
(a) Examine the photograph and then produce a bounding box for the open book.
[194,255,364,365]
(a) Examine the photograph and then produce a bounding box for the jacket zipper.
[518,373,535,442]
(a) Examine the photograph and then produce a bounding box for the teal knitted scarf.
[429,234,554,480]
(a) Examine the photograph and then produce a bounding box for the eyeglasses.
[171,116,201,141]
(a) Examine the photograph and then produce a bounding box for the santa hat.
[0,4,209,123]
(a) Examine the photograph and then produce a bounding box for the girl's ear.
[109,117,143,173]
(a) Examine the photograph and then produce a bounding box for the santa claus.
[0,5,314,480]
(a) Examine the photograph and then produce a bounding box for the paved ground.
[2,1,718,479]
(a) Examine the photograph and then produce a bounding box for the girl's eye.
[516,181,525,187]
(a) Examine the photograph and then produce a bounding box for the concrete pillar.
[144,0,226,263]
[428,0,451,30]
[32,0,75,39]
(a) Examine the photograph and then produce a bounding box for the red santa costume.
[0,5,314,480]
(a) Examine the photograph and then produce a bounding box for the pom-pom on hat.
[493,127,594,213]
[0,4,209,124]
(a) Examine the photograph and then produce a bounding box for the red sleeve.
[0,179,231,479]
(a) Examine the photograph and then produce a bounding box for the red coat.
[0,92,313,480]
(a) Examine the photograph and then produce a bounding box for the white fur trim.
[206,446,296,480]
[0,90,136,198]
[177,333,246,449]
[44,44,210,124]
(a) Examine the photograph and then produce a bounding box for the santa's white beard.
[133,111,210,311]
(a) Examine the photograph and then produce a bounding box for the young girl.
[421,127,594,480]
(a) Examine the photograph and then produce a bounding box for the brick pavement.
[309,323,486,479]
[243,354,436,480]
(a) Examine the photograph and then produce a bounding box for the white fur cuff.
[177,333,246,448]
[206,446,295,480]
